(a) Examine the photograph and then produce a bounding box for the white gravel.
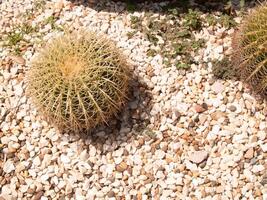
[0,0,266,199]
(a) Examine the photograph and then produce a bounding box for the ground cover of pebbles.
[0,0,267,199]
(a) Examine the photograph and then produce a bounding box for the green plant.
[14,47,22,55]
[239,0,245,10]
[33,0,46,10]
[128,7,207,70]
[7,31,23,46]
[232,4,267,95]
[192,39,205,50]
[143,128,156,138]
[206,15,217,26]
[218,14,237,29]
[183,9,202,30]
[27,31,130,132]
[130,16,142,29]
[44,16,63,31]
[176,62,190,70]
[127,31,137,39]
[126,0,137,12]
[3,22,39,55]
[20,22,38,34]
[176,30,191,38]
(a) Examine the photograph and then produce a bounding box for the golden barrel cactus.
[27,31,130,132]
[232,4,267,95]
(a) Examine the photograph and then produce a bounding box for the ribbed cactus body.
[27,31,130,132]
[233,4,267,95]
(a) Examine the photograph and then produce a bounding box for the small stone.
[40,174,49,183]
[260,143,267,152]
[114,157,123,165]
[105,164,114,175]
[229,105,237,112]
[249,135,258,143]
[173,110,181,119]
[27,187,36,194]
[1,136,10,144]
[258,131,266,140]
[123,149,129,156]
[165,155,173,163]
[215,45,223,54]
[199,115,207,124]
[177,103,190,114]
[20,185,29,193]
[172,142,181,151]
[80,150,89,161]
[211,81,224,94]
[244,148,254,159]
[7,143,19,153]
[65,183,72,194]
[3,160,15,173]
[233,133,247,142]
[211,98,221,108]
[14,85,24,96]
[9,135,18,142]
[16,163,25,172]
[51,134,59,142]
[216,186,224,193]
[261,175,267,185]
[252,165,265,173]
[18,134,26,141]
[161,144,168,152]
[155,149,165,159]
[60,154,70,164]
[33,156,41,166]
[137,192,142,200]
[33,191,44,200]
[189,151,208,164]
[188,120,195,128]
[107,191,115,198]
[210,111,225,121]
[193,116,199,123]
[35,182,43,193]
[55,0,64,10]
[1,185,11,196]
[9,55,25,65]
[137,138,144,147]
[116,161,128,172]
[194,104,207,113]
[89,146,96,157]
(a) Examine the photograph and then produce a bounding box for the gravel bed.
[0,0,266,199]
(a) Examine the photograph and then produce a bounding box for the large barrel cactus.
[232,4,267,95]
[27,31,130,133]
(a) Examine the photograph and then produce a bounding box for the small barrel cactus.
[27,31,130,132]
[232,4,267,95]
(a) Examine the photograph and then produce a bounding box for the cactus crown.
[27,31,130,132]
[232,4,267,95]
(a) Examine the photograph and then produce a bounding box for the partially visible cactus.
[232,4,267,95]
[27,31,130,133]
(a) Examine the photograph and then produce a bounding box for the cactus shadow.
[68,0,256,15]
[211,57,240,81]
[76,73,154,150]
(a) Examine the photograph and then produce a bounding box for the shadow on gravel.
[212,57,240,81]
[77,72,154,151]
[68,0,257,15]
